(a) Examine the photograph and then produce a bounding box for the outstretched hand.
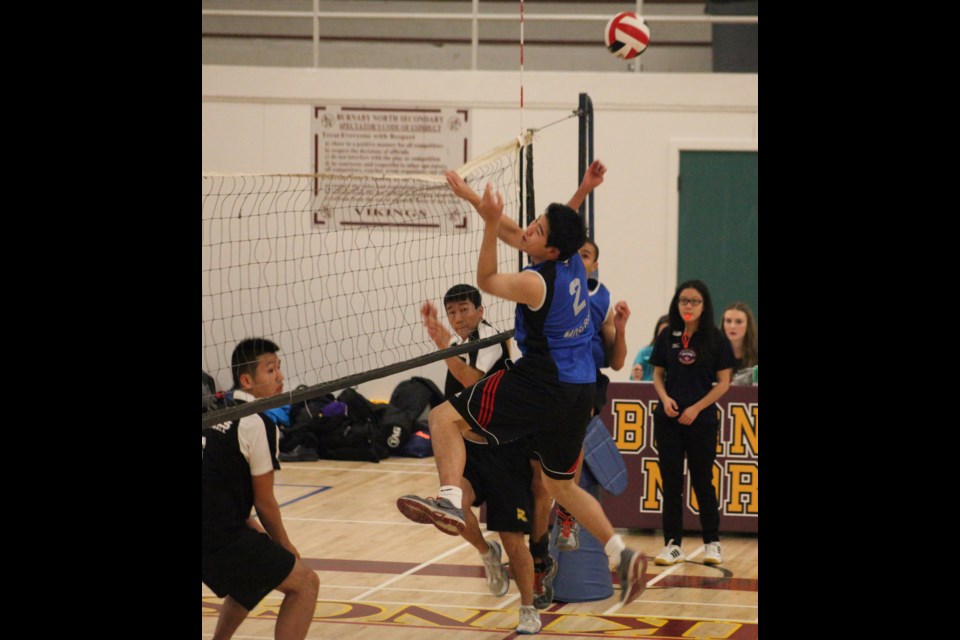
[445,171,480,207]
[581,159,607,191]
[421,301,452,350]
[475,182,504,226]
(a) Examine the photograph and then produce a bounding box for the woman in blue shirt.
[630,315,669,381]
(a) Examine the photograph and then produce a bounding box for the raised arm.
[421,301,485,388]
[566,159,607,211]
[446,171,524,250]
[602,300,630,371]
[472,181,545,307]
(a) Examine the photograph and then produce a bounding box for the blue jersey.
[513,257,596,384]
[587,278,611,369]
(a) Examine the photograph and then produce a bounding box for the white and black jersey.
[202,390,281,554]
[444,319,510,398]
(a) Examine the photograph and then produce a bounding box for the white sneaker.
[655,540,685,566]
[703,541,723,565]
[481,540,510,596]
[517,605,541,634]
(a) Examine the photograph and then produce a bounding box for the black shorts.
[201,527,296,611]
[464,438,534,533]
[448,361,594,480]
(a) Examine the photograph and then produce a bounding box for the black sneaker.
[279,445,319,462]
[533,554,558,609]
[396,495,466,535]
[618,547,648,605]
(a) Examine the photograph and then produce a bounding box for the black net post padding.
[578,92,595,241]
[519,140,525,274]
[525,132,536,227]
[523,131,536,269]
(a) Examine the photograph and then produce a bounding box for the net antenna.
[202,134,534,428]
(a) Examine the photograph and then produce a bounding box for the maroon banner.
[597,382,758,533]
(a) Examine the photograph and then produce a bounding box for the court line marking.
[203,586,504,597]
[282,516,500,527]
[202,586,756,610]
[279,464,438,475]
[278,487,332,508]
[624,598,756,609]
[601,545,705,615]
[202,596,758,625]
[349,538,476,602]
[275,483,335,487]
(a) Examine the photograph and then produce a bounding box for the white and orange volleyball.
[604,12,651,60]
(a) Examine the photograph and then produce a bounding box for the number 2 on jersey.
[570,279,587,315]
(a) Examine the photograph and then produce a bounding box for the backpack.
[378,403,414,451]
[396,421,433,458]
[202,370,232,413]
[313,414,389,462]
[389,377,445,423]
[202,370,216,413]
[337,387,415,452]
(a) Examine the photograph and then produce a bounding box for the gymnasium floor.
[201,457,759,639]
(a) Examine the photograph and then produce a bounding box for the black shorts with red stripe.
[447,358,594,480]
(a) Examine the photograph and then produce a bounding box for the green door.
[678,151,758,326]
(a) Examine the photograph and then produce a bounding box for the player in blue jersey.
[397,170,648,606]
[545,238,631,553]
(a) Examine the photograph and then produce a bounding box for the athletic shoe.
[555,508,580,552]
[703,541,723,565]
[618,547,648,605]
[481,540,510,596]
[396,495,465,535]
[517,605,542,634]
[278,445,319,462]
[654,540,686,566]
[532,554,558,610]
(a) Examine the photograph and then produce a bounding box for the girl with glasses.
[649,280,734,567]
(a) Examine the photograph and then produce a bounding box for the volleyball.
[604,12,651,60]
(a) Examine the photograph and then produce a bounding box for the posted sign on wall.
[313,105,471,176]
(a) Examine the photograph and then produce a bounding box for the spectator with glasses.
[649,280,734,567]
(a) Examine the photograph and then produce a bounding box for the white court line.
[350,538,475,602]
[283,516,456,525]
[636,598,757,609]
[279,464,437,475]
[203,585,501,598]
[602,545,704,615]
[497,592,520,609]
[282,517,501,532]
[597,612,758,625]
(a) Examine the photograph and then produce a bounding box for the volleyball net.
[202,133,532,427]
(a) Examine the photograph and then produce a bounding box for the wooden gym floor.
[201,457,758,639]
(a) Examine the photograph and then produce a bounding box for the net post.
[520,130,535,271]
[578,93,595,241]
